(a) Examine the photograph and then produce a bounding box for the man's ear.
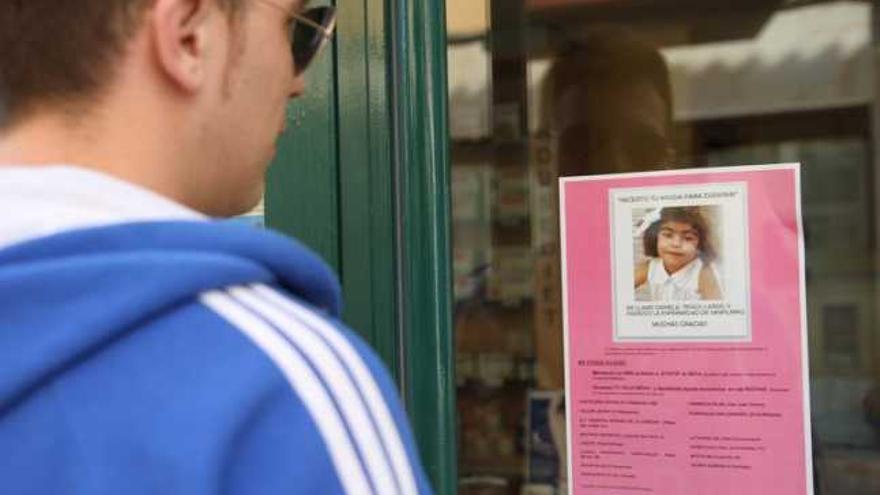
[150,0,216,92]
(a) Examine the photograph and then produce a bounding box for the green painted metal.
[267,0,401,374]
[267,0,457,491]
[390,0,457,492]
[265,34,340,272]
[336,0,400,378]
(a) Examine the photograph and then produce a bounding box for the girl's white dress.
[636,257,715,301]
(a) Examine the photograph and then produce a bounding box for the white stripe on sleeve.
[250,284,420,495]
[199,291,373,495]
[229,287,398,495]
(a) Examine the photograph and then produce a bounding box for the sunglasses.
[254,1,337,75]
[289,6,336,74]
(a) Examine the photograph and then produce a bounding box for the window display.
[447,1,879,493]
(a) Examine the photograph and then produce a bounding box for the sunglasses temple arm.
[295,13,336,38]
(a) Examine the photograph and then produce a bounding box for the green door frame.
[265,0,457,493]
[390,0,457,493]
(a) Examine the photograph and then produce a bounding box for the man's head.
[0,0,239,127]
[543,26,674,176]
[0,0,328,216]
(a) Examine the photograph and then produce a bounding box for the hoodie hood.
[0,221,341,413]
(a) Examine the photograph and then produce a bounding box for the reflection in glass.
[448,2,878,494]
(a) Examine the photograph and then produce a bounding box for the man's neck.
[0,107,196,211]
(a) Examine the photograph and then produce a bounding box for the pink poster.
[560,164,812,494]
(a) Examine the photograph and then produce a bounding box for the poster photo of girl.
[633,206,724,301]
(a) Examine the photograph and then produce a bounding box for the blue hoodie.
[0,220,432,495]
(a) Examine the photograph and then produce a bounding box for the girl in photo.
[634,206,723,301]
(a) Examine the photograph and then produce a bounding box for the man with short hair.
[0,1,432,493]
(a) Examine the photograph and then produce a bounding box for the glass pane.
[447,1,879,494]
